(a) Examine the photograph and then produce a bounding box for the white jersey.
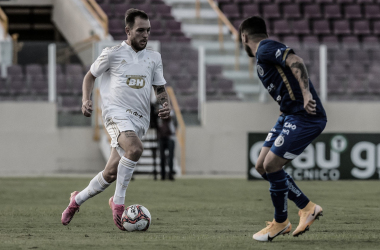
[90,41,166,134]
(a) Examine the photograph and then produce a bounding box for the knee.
[103,169,117,183]
[125,146,143,160]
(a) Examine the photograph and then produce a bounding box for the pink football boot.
[61,191,80,225]
[109,196,126,231]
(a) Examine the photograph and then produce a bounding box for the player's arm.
[153,85,171,119]
[82,71,96,117]
[286,53,316,115]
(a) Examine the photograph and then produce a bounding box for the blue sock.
[262,172,309,209]
[286,173,310,209]
[267,169,289,223]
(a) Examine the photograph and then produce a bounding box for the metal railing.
[56,34,100,63]
[81,0,108,37]
[198,0,240,71]
[0,7,8,38]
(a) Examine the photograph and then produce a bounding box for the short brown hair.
[125,8,149,28]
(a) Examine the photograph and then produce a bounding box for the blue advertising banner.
[248,133,380,180]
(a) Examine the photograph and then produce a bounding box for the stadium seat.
[321,35,339,48]
[292,19,311,35]
[154,4,173,19]
[353,20,371,35]
[60,96,82,113]
[0,77,8,95]
[353,49,371,65]
[282,4,302,19]
[242,4,260,18]
[26,64,43,76]
[336,0,355,3]
[166,20,183,37]
[7,65,23,76]
[341,36,360,48]
[262,4,281,19]
[283,36,302,50]
[362,36,380,49]
[275,0,293,3]
[344,5,363,19]
[331,49,350,65]
[109,19,125,35]
[273,20,291,35]
[221,4,240,19]
[324,4,342,19]
[313,20,331,35]
[372,21,380,35]
[207,65,223,78]
[175,80,196,96]
[8,76,28,95]
[57,75,71,95]
[356,0,375,3]
[114,3,130,18]
[315,0,333,3]
[302,35,319,48]
[333,20,351,35]
[294,0,313,3]
[233,0,251,4]
[29,75,48,95]
[218,78,235,95]
[303,4,322,19]
[65,64,84,76]
[364,4,380,19]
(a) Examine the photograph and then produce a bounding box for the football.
[121,204,151,232]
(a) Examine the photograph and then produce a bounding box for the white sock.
[75,171,110,206]
[113,156,137,205]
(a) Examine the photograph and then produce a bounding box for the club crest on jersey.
[126,75,146,89]
[257,65,264,76]
[274,135,284,147]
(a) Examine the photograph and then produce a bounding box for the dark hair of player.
[239,16,269,42]
[125,8,149,28]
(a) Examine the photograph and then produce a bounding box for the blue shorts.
[263,114,327,160]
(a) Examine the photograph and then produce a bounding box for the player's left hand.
[158,102,170,119]
[304,92,317,115]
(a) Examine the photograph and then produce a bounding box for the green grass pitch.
[0,178,379,250]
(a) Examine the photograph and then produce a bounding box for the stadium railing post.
[48,43,56,103]
[198,46,206,125]
[319,44,328,102]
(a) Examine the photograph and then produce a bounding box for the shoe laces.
[260,221,274,234]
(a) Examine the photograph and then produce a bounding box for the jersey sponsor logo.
[284,122,296,130]
[126,109,143,119]
[275,49,281,58]
[274,135,284,147]
[266,133,273,141]
[257,65,264,76]
[282,129,290,135]
[126,75,146,89]
[267,83,275,92]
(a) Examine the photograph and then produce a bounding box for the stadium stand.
[215,0,380,100]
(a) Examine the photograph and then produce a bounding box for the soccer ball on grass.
[121,204,151,231]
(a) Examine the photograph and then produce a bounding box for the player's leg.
[253,151,292,241]
[159,138,167,180]
[109,129,143,231]
[61,148,120,226]
[168,138,175,180]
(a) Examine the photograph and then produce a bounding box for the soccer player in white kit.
[61,9,171,231]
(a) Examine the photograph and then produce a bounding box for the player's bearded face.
[128,17,150,51]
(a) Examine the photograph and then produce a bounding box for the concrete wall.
[0,102,105,176]
[185,101,380,175]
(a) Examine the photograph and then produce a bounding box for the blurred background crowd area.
[0,0,379,127]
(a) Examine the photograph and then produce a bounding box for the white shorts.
[105,116,144,157]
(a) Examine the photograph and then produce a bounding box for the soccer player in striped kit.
[240,16,326,242]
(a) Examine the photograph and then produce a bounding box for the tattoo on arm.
[290,62,309,90]
[123,131,137,138]
[155,86,169,106]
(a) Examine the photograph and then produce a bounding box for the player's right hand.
[303,92,316,115]
[82,100,93,117]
